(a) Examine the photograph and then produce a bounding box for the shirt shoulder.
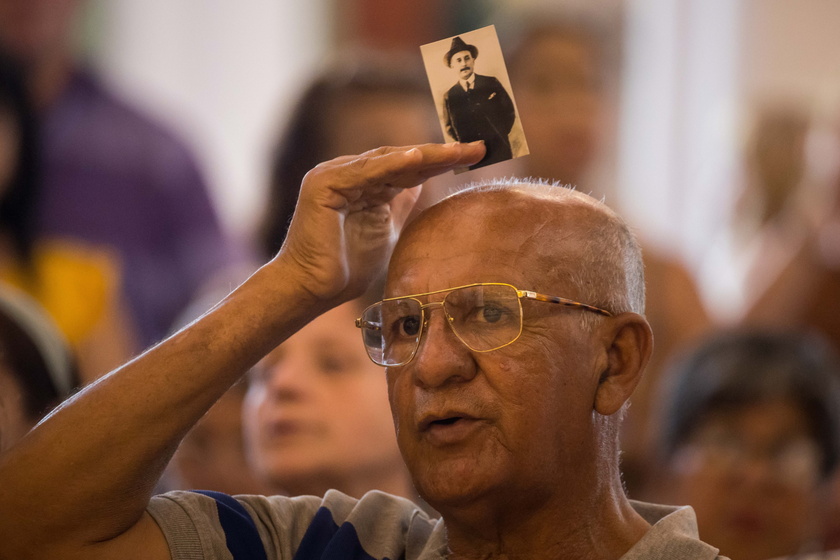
[622,501,728,560]
[148,489,445,560]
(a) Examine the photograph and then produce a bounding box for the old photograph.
[421,25,529,172]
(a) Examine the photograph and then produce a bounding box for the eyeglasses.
[676,428,823,488]
[355,282,612,367]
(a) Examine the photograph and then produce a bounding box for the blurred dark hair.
[258,52,430,259]
[0,48,40,266]
[0,287,79,422]
[660,328,840,478]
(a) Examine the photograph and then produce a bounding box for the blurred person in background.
[505,15,712,497]
[0,47,134,382]
[738,105,840,359]
[259,52,437,256]
[701,104,831,325]
[0,0,245,347]
[507,17,607,188]
[0,284,79,453]
[247,54,436,502]
[654,328,840,560]
[243,289,417,501]
[166,379,269,496]
[739,109,840,554]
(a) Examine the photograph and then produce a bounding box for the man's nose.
[409,308,477,389]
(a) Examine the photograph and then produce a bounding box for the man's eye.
[473,305,511,324]
[398,315,422,336]
[480,306,504,323]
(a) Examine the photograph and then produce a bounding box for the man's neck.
[441,472,650,560]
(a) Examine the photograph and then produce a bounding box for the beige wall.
[87,0,329,239]
[740,0,840,119]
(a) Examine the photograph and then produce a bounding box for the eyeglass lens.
[684,428,822,488]
[359,284,524,366]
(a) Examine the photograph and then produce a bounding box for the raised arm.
[0,143,485,560]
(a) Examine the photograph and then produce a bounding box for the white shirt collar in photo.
[460,74,476,92]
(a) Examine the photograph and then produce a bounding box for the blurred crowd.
[1,2,839,559]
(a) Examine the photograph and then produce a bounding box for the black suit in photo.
[443,74,516,170]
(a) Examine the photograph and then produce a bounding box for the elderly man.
[442,36,516,170]
[0,142,724,559]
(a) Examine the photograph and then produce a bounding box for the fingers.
[274,142,485,304]
[367,142,486,176]
[410,141,487,170]
[328,142,485,170]
[313,143,486,203]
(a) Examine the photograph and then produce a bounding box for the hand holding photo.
[421,25,529,173]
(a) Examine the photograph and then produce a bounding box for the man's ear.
[594,313,653,416]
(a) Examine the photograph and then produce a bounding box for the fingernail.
[468,140,485,147]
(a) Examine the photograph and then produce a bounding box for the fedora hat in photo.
[444,36,478,66]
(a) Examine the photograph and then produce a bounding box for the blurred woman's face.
[512,33,604,184]
[243,302,406,497]
[666,399,823,560]
[325,91,437,158]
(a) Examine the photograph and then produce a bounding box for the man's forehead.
[389,184,605,287]
[413,183,604,227]
[452,50,473,59]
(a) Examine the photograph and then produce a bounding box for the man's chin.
[412,460,500,510]
[418,480,492,512]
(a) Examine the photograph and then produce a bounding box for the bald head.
[390,180,645,319]
[384,181,652,515]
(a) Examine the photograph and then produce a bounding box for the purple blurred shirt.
[35,68,246,346]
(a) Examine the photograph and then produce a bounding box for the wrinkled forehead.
[387,185,602,295]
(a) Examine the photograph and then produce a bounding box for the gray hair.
[453,178,645,327]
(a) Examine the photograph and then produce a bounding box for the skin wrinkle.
[0,142,490,560]
[482,187,623,307]
[380,182,651,559]
[510,204,618,332]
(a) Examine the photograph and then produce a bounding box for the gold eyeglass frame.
[355,282,612,367]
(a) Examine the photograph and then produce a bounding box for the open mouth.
[419,414,475,432]
[420,414,482,444]
[431,417,462,426]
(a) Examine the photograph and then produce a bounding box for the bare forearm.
[0,259,326,551]
[0,143,486,560]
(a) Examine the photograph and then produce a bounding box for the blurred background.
[74,0,840,269]
[3,3,840,556]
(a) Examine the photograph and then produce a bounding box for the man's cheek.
[386,373,413,430]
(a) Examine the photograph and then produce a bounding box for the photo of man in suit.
[441,36,517,170]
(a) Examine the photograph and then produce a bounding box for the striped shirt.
[147,489,725,559]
